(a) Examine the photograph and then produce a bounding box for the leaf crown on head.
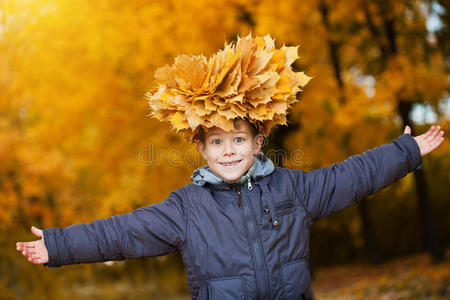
[145,33,311,142]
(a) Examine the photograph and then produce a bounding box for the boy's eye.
[212,139,222,145]
[234,137,244,143]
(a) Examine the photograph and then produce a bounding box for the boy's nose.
[223,142,235,156]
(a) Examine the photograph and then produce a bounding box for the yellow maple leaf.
[169,111,189,131]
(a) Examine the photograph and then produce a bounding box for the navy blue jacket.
[43,134,423,299]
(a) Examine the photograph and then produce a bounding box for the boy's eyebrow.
[207,130,248,138]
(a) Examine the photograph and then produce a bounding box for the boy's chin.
[220,171,246,182]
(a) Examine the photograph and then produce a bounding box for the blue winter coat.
[43,133,423,299]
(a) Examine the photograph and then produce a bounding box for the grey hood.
[190,152,275,187]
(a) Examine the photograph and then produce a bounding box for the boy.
[16,34,445,299]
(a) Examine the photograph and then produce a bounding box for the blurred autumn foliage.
[1,0,449,298]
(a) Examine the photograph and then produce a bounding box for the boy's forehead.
[206,121,251,137]
[206,128,249,137]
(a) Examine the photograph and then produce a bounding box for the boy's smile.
[196,119,264,182]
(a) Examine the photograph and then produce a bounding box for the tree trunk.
[358,199,383,264]
[397,101,445,262]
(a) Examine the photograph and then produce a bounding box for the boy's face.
[196,120,264,181]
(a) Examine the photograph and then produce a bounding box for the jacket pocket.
[261,198,296,227]
[281,260,312,299]
[262,198,295,216]
[197,276,247,300]
[273,198,295,216]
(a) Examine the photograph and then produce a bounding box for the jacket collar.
[190,152,275,189]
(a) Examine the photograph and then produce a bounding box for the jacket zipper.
[234,187,269,300]
[237,191,243,206]
[264,208,273,223]
[246,174,253,190]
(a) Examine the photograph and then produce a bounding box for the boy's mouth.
[219,159,242,167]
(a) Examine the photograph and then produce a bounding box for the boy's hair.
[193,118,259,144]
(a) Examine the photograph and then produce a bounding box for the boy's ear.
[253,134,264,153]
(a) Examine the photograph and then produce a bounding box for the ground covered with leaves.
[3,237,449,300]
[313,251,450,300]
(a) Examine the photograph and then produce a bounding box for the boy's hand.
[16,226,49,264]
[404,125,445,157]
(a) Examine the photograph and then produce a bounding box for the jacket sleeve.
[298,134,423,221]
[42,189,188,267]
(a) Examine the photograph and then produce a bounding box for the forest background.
[1,0,449,299]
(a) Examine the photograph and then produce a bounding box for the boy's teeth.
[221,160,240,166]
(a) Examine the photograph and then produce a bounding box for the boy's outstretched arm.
[16,226,49,264]
[299,125,445,221]
[15,189,188,267]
